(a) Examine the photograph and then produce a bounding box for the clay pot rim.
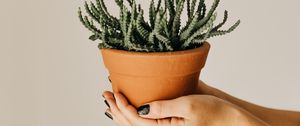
[101,42,210,56]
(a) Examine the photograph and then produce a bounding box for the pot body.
[101,42,210,107]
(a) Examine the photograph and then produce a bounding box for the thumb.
[137,96,193,119]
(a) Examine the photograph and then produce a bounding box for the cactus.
[78,0,240,52]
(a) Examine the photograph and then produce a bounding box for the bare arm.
[196,80,300,126]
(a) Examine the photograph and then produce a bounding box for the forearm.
[222,92,300,126]
[200,83,300,126]
[214,102,270,126]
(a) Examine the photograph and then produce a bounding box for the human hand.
[102,91,269,126]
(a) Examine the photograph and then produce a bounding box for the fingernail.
[105,112,113,120]
[137,104,150,115]
[108,76,111,83]
[104,100,110,107]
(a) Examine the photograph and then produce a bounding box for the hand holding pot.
[102,91,268,126]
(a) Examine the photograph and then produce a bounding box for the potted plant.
[78,0,240,107]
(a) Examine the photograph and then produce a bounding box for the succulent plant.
[78,0,240,52]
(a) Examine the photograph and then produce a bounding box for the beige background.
[1,0,299,126]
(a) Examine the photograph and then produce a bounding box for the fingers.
[114,93,142,122]
[137,96,194,119]
[103,91,157,126]
[105,109,125,126]
[104,110,113,120]
[102,91,131,126]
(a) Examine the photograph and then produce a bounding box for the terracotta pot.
[101,42,210,107]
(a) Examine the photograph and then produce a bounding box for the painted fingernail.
[104,100,110,107]
[105,112,113,120]
[137,104,150,115]
[108,76,111,83]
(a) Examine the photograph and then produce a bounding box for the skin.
[103,93,268,125]
[102,80,300,126]
[195,80,300,126]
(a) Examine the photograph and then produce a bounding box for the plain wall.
[1,0,299,126]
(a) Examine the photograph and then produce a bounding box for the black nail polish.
[137,104,150,115]
[105,112,113,120]
[104,100,110,107]
[108,76,112,83]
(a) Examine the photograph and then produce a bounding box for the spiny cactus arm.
[137,5,152,31]
[209,20,240,38]
[156,0,162,13]
[91,1,115,28]
[96,0,120,29]
[124,21,134,48]
[156,34,174,51]
[155,34,171,44]
[96,0,107,14]
[171,0,185,38]
[183,0,204,29]
[78,8,102,34]
[158,8,170,37]
[149,10,166,46]
[187,0,198,20]
[99,31,120,49]
[124,1,137,48]
[120,6,129,37]
[126,0,133,7]
[181,13,217,48]
[162,15,170,37]
[148,32,155,44]
[176,0,181,5]
[98,12,109,32]
[155,9,173,51]
[192,23,213,45]
[149,0,156,29]
[89,1,116,29]
[100,28,109,44]
[108,37,123,44]
[89,2,101,18]
[114,0,124,8]
[180,12,200,41]
[187,0,191,19]
[165,0,176,29]
[211,10,228,32]
[157,41,164,51]
[190,0,197,16]
[98,42,113,49]
[132,29,147,45]
[166,0,175,14]
[84,1,100,23]
[196,0,206,20]
[129,43,154,52]
[153,12,163,35]
[89,35,98,41]
[136,10,150,41]
[147,13,161,44]
[90,1,118,31]
[194,0,219,29]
